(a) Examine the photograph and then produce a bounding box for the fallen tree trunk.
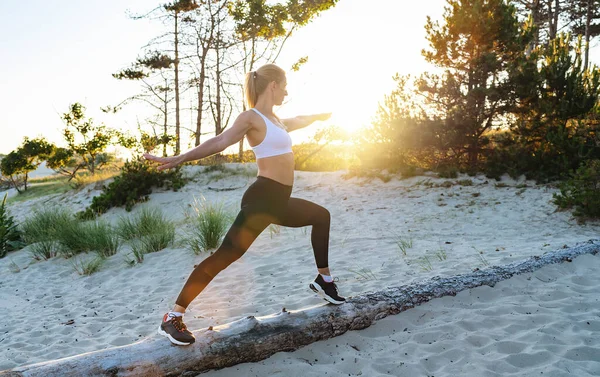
[2,240,598,377]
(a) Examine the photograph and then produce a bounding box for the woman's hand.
[143,153,184,171]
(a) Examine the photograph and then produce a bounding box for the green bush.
[484,123,598,183]
[437,165,459,179]
[0,193,23,258]
[553,159,600,221]
[78,158,187,219]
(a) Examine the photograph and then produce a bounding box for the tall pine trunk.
[584,0,592,70]
[174,12,181,155]
[163,78,169,157]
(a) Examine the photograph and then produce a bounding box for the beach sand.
[1,164,599,375]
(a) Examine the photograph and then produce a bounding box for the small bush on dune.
[78,158,187,219]
[0,193,23,258]
[553,159,600,221]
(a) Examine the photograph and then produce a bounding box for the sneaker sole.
[309,283,345,305]
[157,325,194,346]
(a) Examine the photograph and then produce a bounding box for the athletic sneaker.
[158,313,196,346]
[309,275,346,305]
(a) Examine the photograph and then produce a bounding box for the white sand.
[1,164,599,375]
[203,253,600,377]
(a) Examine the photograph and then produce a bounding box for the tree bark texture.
[174,12,181,155]
[2,240,598,377]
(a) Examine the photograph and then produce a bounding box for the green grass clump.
[128,227,176,264]
[20,207,75,245]
[417,255,433,271]
[22,207,120,260]
[54,220,91,258]
[86,220,120,258]
[116,207,172,241]
[348,267,377,281]
[70,254,104,276]
[472,246,490,267]
[119,207,176,264]
[29,240,59,260]
[184,198,232,254]
[393,234,413,256]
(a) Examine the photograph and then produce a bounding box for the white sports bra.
[249,108,293,159]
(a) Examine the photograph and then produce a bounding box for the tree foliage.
[0,193,23,258]
[0,137,54,193]
[417,0,530,169]
[56,103,116,177]
[505,32,600,180]
[368,0,600,190]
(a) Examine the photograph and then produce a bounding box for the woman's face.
[273,78,288,105]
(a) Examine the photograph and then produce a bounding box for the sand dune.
[1,164,599,375]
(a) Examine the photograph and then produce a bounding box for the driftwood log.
[207,186,244,192]
[2,240,598,377]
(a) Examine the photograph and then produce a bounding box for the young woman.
[145,63,345,346]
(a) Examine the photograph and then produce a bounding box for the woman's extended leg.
[174,209,274,309]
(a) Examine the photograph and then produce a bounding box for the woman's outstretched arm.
[144,111,253,170]
[282,113,331,132]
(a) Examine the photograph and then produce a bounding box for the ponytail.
[244,64,286,109]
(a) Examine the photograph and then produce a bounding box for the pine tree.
[420,0,530,169]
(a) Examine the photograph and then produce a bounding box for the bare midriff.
[255,153,295,186]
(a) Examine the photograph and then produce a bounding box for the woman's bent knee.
[315,207,330,225]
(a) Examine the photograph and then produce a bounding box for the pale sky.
[1,0,598,156]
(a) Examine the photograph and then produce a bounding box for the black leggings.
[175,176,331,309]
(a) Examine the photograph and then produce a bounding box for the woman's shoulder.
[237,109,263,131]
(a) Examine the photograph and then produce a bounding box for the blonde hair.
[244,63,286,109]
